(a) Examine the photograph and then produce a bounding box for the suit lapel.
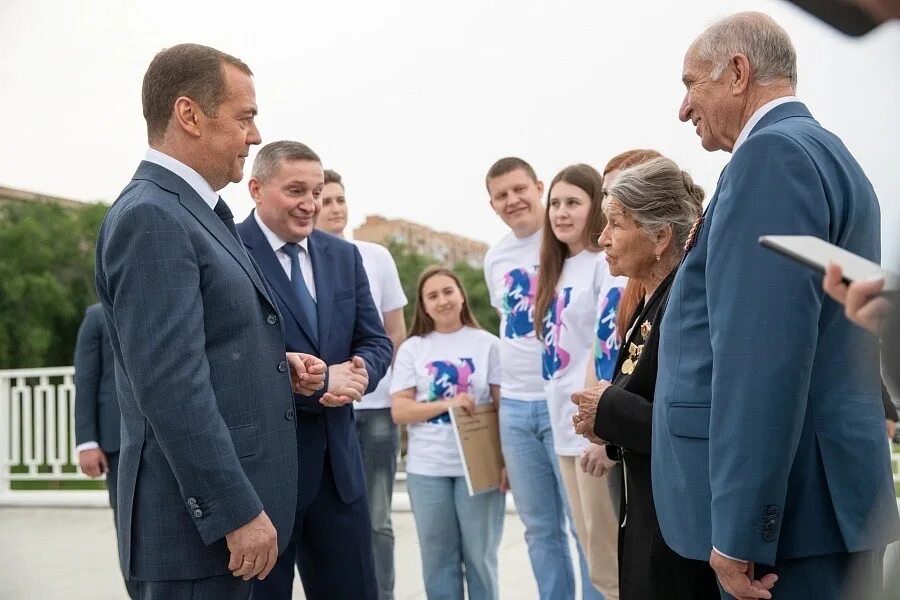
[308,231,334,347]
[132,161,273,306]
[237,213,321,352]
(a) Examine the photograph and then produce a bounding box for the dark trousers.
[354,408,399,600]
[138,574,250,600]
[106,450,141,600]
[719,550,883,599]
[251,451,377,600]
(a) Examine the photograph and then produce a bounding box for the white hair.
[694,12,797,89]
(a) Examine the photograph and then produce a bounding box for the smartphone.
[758,235,899,292]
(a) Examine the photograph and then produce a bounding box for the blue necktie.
[281,243,318,344]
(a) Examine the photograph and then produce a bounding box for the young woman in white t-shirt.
[534,164,626,600]
[390,266,505,600]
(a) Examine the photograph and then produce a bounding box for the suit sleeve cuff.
[713,546,748,563]
[75,441,100,453]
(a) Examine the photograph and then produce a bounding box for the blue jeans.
[355,408,399,600]
[500,398,604,600]
[406,473,505,600]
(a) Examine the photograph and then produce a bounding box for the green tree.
[0,201,108,368]
[383,239,499,335]
[452,260,499,334]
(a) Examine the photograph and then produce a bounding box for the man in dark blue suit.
[652,12,900,600]
[237,141,393,600]
[96,44,326,600]
[74,302,140,599]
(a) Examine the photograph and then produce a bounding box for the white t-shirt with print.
[389,327,501,477]
[483,229,545,400]
[352,240,408,410]
[541,250,627,456]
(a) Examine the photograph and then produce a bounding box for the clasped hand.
[286,353,327,396]
[321,356,369,407]
[570,380,612,445]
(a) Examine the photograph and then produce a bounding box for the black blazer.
[74,303,121,451]
[593,270,676,455]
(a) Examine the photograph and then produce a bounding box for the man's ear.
[173,96,202,138]
[730,53,752,96]
[248,177,262,205]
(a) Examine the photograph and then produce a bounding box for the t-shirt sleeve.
[487,335,502,386]
[593,257,627,380]
[378,247,408,313]
[483,250,500,310]
[389,338,418,395]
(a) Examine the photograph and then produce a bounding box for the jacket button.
[278,360,287,373]
[187,497,197,506]
[285,408,295,421]
[192,509,203,518]
[267,314,278,325]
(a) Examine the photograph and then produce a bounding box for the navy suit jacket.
[652,102,900,565]
[95,161,299,581]
[237,214,392,507]
[74,303,121,452]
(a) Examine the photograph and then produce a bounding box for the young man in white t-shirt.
[484,157,598,599]
[317,169,407,600]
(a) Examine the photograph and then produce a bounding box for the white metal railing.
[0,366,107,506]
[1,366,898,511]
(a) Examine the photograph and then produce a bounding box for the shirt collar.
[144,148,219,210]
[253,210,309,254]
[732,95,799,153]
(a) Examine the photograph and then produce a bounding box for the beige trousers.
[558,454,620,600]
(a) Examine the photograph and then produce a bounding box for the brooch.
[640,320,652,339]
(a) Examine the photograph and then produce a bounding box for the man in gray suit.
[74,302,140,599]
[95,43,328,600]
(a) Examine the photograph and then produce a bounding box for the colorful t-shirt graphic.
[541,287,573,380]
[501,267,538,339]
[425,358,475,424]
[594,286,623,380]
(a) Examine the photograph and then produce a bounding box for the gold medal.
[640,320,652,339]
[621,358,635,375]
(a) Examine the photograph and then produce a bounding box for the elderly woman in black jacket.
[571,157,717,600]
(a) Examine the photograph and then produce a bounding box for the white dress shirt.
[144,148,220,210]
[732,95,799,154]
[77,149,222,456]
[253,210,317,300]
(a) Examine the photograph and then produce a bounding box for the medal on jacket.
[621,341,644,375]
[684,215,705,253]
[640,320,652,339]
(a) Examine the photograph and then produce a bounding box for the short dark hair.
[142,43,252,144]
[324,169,343,189]
[251,141,321,184]
[485,157,538,191]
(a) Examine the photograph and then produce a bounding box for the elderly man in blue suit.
[74,302,140,599]
[237,141,392,600]
[652,12,900,600]
[96,44,328,600]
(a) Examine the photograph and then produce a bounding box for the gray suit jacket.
[74,303,121,451]
[95,160,298,581]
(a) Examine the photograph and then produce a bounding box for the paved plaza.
[1,506,539,599]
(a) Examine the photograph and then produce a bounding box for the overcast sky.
[1,0,898,257]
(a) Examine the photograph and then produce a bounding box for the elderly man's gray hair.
[252,140,321,184]
[694,11,798,89]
